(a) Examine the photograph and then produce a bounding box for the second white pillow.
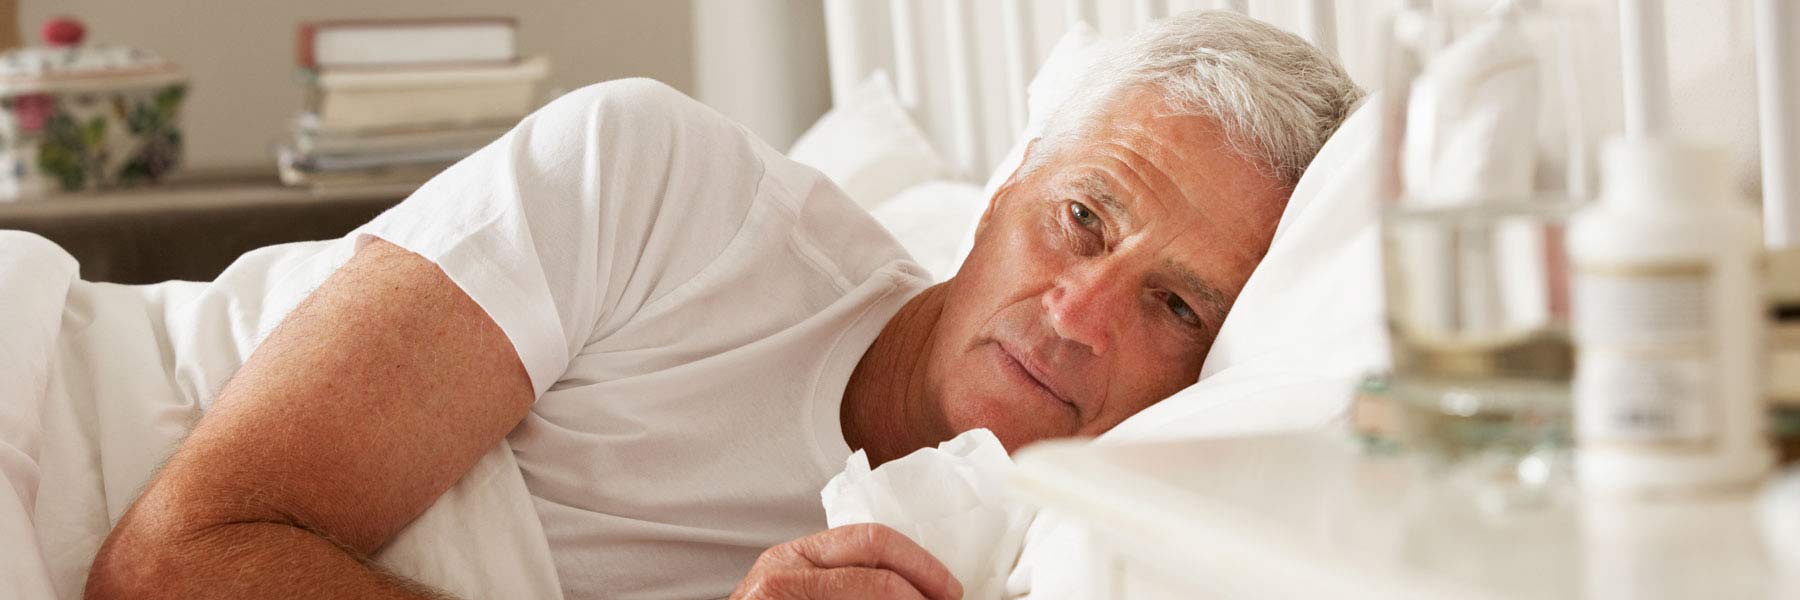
[788,71,951,210]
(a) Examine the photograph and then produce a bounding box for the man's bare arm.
[86,238,536,599]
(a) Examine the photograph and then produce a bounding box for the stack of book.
[278,17,549,187]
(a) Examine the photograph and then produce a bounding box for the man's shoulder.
[752,146,924,295]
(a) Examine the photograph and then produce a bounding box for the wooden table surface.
[0,176,414,284]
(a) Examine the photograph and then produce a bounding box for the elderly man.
[85,10,1358,600]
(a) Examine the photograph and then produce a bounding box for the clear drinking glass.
[1383,202,1574,495]
[1374,5,1608,506]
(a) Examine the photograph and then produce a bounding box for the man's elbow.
[85,514,202,599]
[85,524,177,599]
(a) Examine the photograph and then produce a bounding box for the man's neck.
[841,281,950,468]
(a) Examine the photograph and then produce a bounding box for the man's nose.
[1041,261,1131,357]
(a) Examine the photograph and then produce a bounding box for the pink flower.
[15,93,54,132]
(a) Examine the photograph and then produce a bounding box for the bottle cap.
[1601,137,1732,206]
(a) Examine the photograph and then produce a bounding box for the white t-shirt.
[142,79,928,598]
[363,79,929,597]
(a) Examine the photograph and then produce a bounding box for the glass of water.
[1374,4,1607,508]
[1383,202,1575,481]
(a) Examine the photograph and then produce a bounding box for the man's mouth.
[995,341,1079,415]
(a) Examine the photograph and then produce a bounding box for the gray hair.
[1026,10,1364,188]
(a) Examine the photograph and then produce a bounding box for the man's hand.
[731,523,964,600]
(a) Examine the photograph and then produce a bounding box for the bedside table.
[1009,433,1792,599]
[0,175,413,283]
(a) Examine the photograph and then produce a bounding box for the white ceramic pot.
[0,17,188,200]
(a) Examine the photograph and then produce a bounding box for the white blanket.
[0,231,561,599]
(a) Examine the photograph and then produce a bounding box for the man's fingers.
[790,524,963,600]
[733,566,931,600]
[807,567,931,600]
[738,524,962,600]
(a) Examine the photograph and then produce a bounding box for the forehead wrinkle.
[1061,112,1223,226]
[1114,124,1228,234]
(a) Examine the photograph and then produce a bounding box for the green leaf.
[38,141,86,190]
[82,116,107,146]
[128,101,157,134]
[155,85,187,119]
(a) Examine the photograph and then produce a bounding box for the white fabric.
[0,231,77,600]
[353,78,928,598]
[0,234,561,599]
[2,78,930,599]
[788,71,952,210]
[789,70,979,282]
[822,428,1035,600]
[866,180,987,281]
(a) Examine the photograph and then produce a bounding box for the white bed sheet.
[0,233,561,599]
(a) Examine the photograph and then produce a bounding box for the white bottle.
[1571,138,1773,496]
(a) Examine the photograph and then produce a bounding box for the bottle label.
[1575,351,1714,446]
[1572,262,1716,448]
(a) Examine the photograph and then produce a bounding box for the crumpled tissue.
[821,428,1037,600]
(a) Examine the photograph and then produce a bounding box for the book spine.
[298,17,520,70]
[297,22,318,70]
[303,16,517,31]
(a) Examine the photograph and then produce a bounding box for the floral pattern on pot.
[0,83,185,195]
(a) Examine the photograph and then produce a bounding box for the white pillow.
[865,180,987,281]
[788,71,951,210]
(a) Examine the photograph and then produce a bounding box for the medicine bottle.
[1570,138,1773,496]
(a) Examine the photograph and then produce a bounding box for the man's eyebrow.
[1164,258,1231,325]
[1066,175,1132,227]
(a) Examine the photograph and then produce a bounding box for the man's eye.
[1164,292,1201,327]
[1068,201,1101,231]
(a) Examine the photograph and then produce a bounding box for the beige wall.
[22,1,698,172]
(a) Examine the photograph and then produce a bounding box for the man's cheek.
[960,395,1077,451]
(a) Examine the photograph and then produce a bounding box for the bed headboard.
[821,0,1374,182]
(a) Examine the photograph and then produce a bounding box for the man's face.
[926,87,1291,451]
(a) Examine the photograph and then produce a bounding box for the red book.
[297,17,518,70]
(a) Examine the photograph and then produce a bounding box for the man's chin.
[941,395,1078,454]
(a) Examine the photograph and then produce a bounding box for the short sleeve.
[352,79,765,396]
